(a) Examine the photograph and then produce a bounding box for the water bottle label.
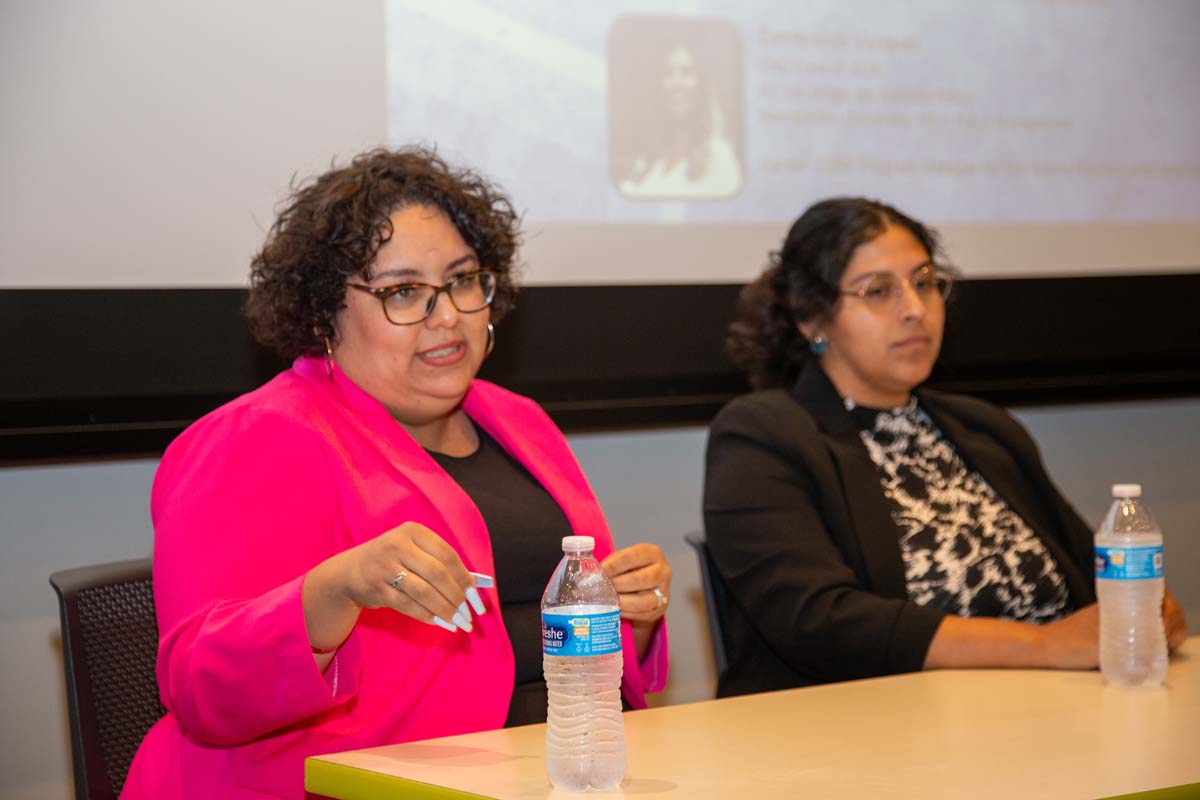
[1095,545,1163,580]
[541,610,622,656]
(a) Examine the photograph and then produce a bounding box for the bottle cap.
[561,535,595,552]
[1111,483,1142,498]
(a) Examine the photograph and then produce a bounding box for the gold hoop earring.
[324,336,335,381]
[485,322,495,358]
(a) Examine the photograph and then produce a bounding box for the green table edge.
[305,757,1200,800]
[305,758,495,800]
[1101,784,1200,800]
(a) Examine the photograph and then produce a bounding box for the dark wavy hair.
[727,197,942,389]
[246,146,522,360]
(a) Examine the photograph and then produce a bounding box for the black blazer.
[702,362,1096,697]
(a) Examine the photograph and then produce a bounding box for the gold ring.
[390,571,409,593]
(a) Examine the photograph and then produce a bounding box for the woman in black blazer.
[703,198,1186,697]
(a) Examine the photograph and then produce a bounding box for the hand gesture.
[601,543,672,626]
[330,521,485,633]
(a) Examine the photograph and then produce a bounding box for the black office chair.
[50,559,164,800]
[684,532,734,679]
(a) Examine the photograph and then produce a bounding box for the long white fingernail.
[452,610,474,633]
[465,586,486,615]
[432,616,458,633]
[469,571,495,589]
[457,600,473,625]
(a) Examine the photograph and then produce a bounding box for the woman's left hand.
[601,543,672,626]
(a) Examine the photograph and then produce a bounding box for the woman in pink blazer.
[122,148,671,799]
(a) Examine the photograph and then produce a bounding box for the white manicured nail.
[432,616,458,633]
[452,610,473,633]
[465,586,486,615]
[457,600,473,625]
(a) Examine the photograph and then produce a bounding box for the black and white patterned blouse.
[849,398,1072,623]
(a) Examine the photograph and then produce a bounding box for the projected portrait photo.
[609,16,745,200]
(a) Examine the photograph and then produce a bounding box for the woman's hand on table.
[1019,587,1187,669]
[1035,602,1100,669]
[926,588,1185,673]
[1036,588,1187,667]
[1164,587,1188,652]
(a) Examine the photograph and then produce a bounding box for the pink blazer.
[122,356,669,799]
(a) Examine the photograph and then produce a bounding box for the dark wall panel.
[2,275,1198,461]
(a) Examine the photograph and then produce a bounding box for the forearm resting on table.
[302,556,362,670]
[924,609,1100,671]
[923,615,1056,669]
[926,597,1183,671]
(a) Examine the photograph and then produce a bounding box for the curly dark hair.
[246,146,522,359]
[727,197,942,389]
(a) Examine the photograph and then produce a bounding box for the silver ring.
[653,587,668,608]
[390,571,409,593]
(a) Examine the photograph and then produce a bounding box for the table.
[306,638,1199,799]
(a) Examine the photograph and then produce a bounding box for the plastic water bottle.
[541,535,627,791]
[1095,483,1168,687]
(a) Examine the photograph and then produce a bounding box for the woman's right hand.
[304,522,482,657]
[336,522,481,630]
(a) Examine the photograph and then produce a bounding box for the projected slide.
[386,0,1199,231]
[6,1,1194,288]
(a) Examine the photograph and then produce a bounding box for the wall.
[0,0,386,289]
[2,398,1198,798]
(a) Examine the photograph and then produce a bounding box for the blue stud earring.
[809,335,827,356]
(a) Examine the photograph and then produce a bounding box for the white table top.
[306,637,1199,800]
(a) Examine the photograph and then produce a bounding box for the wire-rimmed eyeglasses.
[347,270,498,326]
[839,265,954,312]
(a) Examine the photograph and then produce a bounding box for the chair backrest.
[684,532,733,679]
[49,559,164,800]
